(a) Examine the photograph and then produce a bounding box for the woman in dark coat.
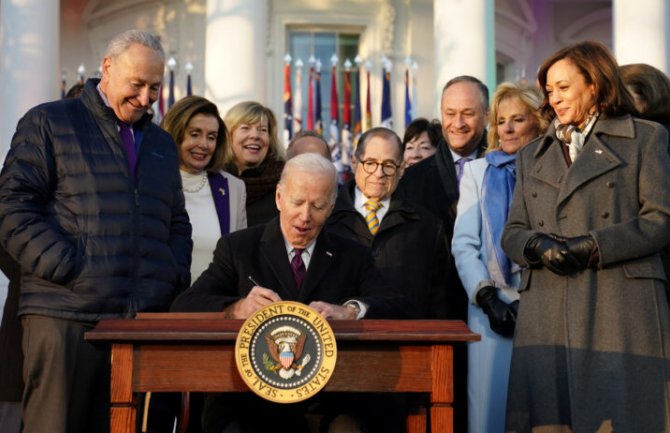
[223,101,285,227]
[502,41,670,433]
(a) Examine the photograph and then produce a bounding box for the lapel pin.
[595,149,603,154]
[219,188,226,196]
[326,251,333,257]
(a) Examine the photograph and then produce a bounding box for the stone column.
[613,0,669,73]
[433,0,496,109]
[205,0,268,113]
[0,0,60,163]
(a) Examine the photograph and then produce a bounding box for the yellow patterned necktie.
[364,200,382,235]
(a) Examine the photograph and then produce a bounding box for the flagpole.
[315,59,323,136]
[293,58,303,135]
[364,60,372,132]
[341,58,353,182]
[167,57,176,108]
[283,53,293,145]
[307,56,315,131]
[61,71,67,99]
[329,54,342,178]
[77,64,86,85]
[381,56,393,129]
[353,55,363,145]
[185,62,193,96]
[404,57,412,129]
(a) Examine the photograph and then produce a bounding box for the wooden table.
[86,313,478,433]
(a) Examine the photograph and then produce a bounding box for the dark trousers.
[21,315,110,433]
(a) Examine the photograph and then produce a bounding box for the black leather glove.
[564,235,595,271]
[476,286,517,337]
[524,233,581,276]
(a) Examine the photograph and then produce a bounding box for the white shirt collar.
[354,187,391,223]
[450,147,479,163]
[283,238,317,269]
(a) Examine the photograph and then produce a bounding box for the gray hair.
[105,30,165,62]
[279,153,338,203]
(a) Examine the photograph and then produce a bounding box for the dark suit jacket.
[396,136,487,242]
[0,245,22,401]
[327,181,450,319]
[171,217,410,319]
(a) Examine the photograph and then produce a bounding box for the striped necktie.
[364,200,382,235]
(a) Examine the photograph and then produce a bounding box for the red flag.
[343,67,351,127]
[283,58,293,143]
[329,63,340,156]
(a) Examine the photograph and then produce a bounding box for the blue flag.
[381,66,392,128]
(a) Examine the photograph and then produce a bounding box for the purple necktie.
[456,157,471,184]
[290,249,306,292]
[118,122,137,182]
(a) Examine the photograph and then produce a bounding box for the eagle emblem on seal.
[264,325,312,379]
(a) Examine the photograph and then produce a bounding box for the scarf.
[226,159,285,205]
[554,112,599,162]
[482,150,517,285]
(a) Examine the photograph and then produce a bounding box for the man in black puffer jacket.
[0,30,192,433]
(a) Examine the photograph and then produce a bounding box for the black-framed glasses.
[358,159,401,176]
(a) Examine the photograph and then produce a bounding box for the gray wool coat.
[502,114,670,433]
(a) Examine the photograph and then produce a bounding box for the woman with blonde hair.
[452,81,546,433]
[224,101,285,226]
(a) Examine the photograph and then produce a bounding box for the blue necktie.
[456,157,471,184]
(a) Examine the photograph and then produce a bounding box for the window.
[288,30,360,141]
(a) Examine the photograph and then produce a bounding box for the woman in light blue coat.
[452,82,546,433]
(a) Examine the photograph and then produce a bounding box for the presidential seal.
[234,301,337,403]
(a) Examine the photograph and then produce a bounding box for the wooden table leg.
[110,344,136,433]
[430,345,454,433]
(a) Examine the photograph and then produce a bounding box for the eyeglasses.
[358,159,401,176]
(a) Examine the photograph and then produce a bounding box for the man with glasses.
[328,126,450,319]
[326,127,450,433]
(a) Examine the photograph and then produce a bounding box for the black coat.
[0,245,22,401]
[171,217,410,319]
[0,79,192,322]
[326,181,450,319]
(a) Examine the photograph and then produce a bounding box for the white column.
[0,0,60,163]
[205,0,268,114]
[433,0,495,109]
[613,0,669,74]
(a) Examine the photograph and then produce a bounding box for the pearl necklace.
[183,172,208,193]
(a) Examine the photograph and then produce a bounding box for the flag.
[381,61,392,128]
[365,65,372,131]
[283,55,293,144]
[412,62,418,121]
[341,60,354,182]
[315,60,323,135]
[329,58,342,179]
[158,84,165,118]
[307,56,315,131]
[151,84,164,125]
[168,69,175,108]
[293,59,303,134]
[353,58,362,145]
[404,67,412,128]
